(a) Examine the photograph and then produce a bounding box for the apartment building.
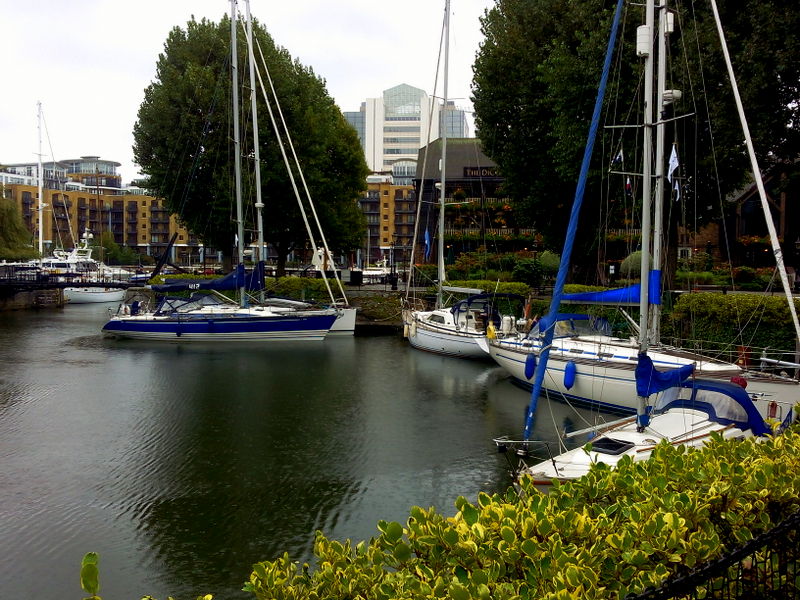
[0,156,200,264]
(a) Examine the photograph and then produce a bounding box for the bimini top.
[531,313,612,338]
[450,292,525,315]
[653,378,771,437]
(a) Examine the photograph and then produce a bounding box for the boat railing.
[660,336,800,375]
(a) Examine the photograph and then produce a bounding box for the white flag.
[667,145,679,183]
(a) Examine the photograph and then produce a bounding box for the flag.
[424,228,431,261]
[625,177,633,198]
[667,145,679,183]
[612,148,624,168]
[668,145,681,201]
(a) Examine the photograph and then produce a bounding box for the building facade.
[343,84,469,183]
[1,156,201,264]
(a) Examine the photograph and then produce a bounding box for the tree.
[133,15,368,274]
[472,0,800,282]
[0,198,38,261]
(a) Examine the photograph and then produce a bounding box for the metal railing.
[627,510,800,600]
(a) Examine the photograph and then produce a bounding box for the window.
[383,214,388,221]
[383,202,389,208]
[142,223,146,229]
[383,226,388,231]
[383,190,389,196]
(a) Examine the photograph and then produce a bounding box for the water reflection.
[0,307,613,600]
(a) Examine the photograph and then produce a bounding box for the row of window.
[384,137,420,145]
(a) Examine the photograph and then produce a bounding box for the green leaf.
[393,541,412,562]
[461,502,479,526]
[383,521,404,543]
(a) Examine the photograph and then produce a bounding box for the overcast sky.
[1,0,493,185]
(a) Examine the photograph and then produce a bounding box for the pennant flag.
[668,145,681,201]
[668,145,679,183]
[625,176,633,198]
[612,148,624,167]
[424,228,432,261]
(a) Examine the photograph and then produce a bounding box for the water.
[0,304,602,599]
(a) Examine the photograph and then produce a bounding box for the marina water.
[0,304,599,599]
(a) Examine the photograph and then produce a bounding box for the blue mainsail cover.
[562,271,662,305]
[634,353,694,397]
[152,262,264,293]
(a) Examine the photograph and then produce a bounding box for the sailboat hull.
[102,311,336,342]
[488,336,798,421]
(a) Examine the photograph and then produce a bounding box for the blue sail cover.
[634,353,694,398]
[152,262,265,293]
[562,271,662,305]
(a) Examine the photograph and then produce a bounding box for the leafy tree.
[0,198,38,260]
[133,15,368,274]
[473,0,800,281]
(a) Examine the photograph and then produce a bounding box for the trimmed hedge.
[665,292,800,352]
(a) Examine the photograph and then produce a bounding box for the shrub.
[666,292,800,352]
[537,250,561,276]
[511,258,544,287]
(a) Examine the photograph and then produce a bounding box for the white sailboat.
[483,0,800,421]
[493,0,779,487]
[102,1,337,341]
[402,0,524,358]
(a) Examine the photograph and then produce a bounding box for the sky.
[1,0,494,185]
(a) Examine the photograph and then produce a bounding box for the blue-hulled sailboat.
[102,1,336,342]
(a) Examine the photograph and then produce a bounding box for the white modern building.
[344,84,470,184]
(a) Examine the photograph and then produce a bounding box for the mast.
[230,0,246,306]
[244,0,265,302]
[650,0,669,342]
[37,101,45,257]
[635,0,656,428]
[436,0,450,309]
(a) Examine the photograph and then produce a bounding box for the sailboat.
[402,0,525,358]
[483,0,800,420]
[102,1,337,342]
[493,0,778,485]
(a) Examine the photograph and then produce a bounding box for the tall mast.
[436,0,450,309]
[244,0,265,301]
[37,101,44,256]
[635,0,656,427]
[230,0,245,306]
[650,0,668,342]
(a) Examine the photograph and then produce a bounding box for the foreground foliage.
[243,428,800,600]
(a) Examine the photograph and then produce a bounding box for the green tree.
[473,0,800,279]
[133,15,367,274]
[0,198,38,261]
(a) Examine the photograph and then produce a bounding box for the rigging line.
[405,3,448,301]
[682,0,747,344]
[249,31,337,305]
[249,29,342,305]
[39,107,72,249]
[710,0,800,349]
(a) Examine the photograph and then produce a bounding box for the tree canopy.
[472,0,800,277]
[133,14,368,270]
[0,198,38,261]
